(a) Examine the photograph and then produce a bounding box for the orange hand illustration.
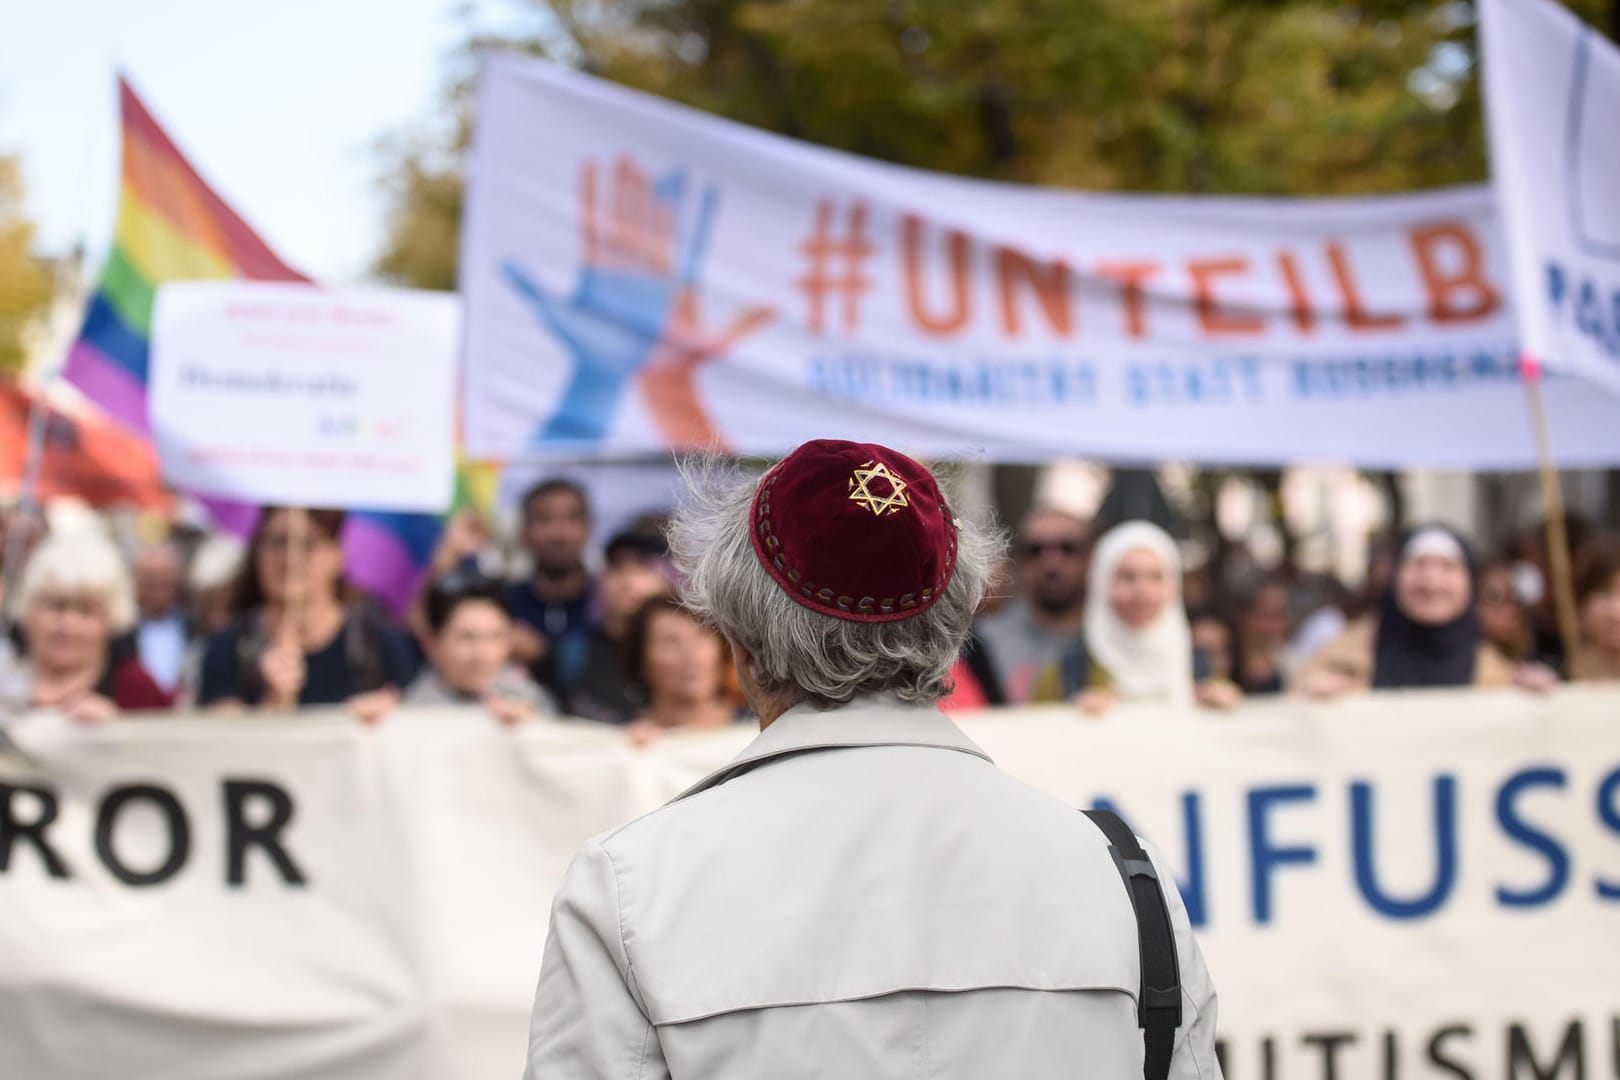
[639,287,774,451]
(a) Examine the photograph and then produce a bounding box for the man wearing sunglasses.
[975,506,1091,703]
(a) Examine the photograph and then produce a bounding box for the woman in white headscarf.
[1032,521,1239,713]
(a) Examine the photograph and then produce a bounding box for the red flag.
[0,384,171,510]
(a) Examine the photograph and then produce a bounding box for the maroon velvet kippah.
[750,440,958,622]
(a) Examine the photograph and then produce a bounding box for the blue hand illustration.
[502,159,720,445]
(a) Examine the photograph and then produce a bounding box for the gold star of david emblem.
[848,460,910,517]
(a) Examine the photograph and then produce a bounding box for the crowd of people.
[958,503,1620,710]
[0,480,748,737]
[0,474,1617,730]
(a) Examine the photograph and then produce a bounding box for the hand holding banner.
[4,692,1620,1079]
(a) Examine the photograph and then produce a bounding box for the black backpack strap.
[1083,808,1183,1080]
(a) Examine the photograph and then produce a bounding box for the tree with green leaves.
[374,0,1612,288]
[0,156,51,375]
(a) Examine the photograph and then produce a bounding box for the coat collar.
[671,694,993,803]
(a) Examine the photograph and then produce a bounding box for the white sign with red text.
[150,282,457,512]
[460,55,1620,468]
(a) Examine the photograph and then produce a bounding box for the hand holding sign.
[259,637,307,710]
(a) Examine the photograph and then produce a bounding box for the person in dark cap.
[506,478,596,700]
[524,440,1220,1079]
[564,528,676,724]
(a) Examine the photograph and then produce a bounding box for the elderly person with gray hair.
[525,440,1220,1080]
[130,539,191,696]
[0,533,173,723]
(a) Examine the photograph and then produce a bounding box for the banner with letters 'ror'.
[2,689,1618,1080]
[460,55,1620,469]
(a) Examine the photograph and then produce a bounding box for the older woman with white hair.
[0,532,173,722]
[523,440,1220,1080]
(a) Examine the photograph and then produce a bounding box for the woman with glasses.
[0,533,173,721]
[1476,557,1537,664]
[196,507,414,718]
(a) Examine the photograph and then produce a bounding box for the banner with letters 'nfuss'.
[3,691,1619,1079]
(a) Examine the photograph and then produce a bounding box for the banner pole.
[273,506,311,710]
[1521,360,1584,680]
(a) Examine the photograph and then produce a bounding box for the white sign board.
[460,55,1620,468]
[1481,0,1620,397]
[150,282,458,512]
[3,689,1619,1079]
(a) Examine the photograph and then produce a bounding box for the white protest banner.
[460,55,1620,469]
[150,282,458,513]
[1481,0,1620,397]
[4,689,1620,1080]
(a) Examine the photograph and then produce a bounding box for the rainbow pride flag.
[66,75,454,615]
[65,77,306,431]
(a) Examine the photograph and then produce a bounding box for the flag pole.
[2,71,115,632]
[1521,358,1584,679]
[0,388,52,628]
[0,244,87,632]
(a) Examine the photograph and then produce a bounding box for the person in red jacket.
[0,532,173,721]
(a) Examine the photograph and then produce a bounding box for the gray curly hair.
[669,455,1005,709]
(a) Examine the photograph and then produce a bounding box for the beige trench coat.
[525,695,1222,1079]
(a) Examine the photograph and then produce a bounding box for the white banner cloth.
[150,282,458,512]
[461,55,1620,468]
[3,689,1618,1079]
[1481,0,1620,398]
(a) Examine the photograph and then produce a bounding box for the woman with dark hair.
[405,571,555,723]
[1232,575,1292,695]
[1476,556,1536,664]
[621,595,745,745]
[196,507,414,717]
[1293,525,1554,697]
[1188,608,1237,684]
[1576,545,1620,681]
